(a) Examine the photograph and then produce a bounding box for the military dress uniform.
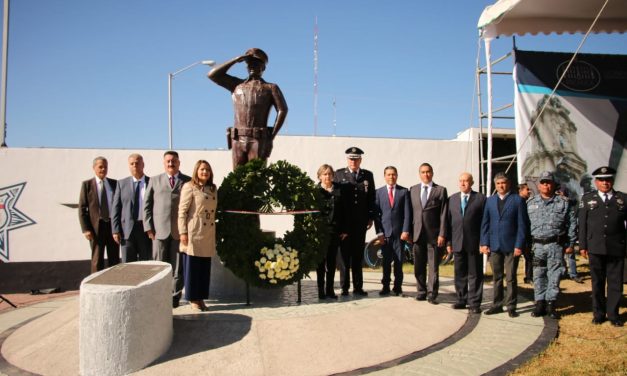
[578,182,626,325]
[527,181,576,318]
[334,158,375,295]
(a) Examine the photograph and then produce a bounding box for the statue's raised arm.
[208,48,288,169]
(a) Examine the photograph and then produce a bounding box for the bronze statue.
[208,48,288,169]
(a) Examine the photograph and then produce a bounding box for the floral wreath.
[216,159,330,288]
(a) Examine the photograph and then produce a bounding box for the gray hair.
[493,172,509,183]
[92,156,107,166]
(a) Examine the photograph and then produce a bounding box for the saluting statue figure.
[208,48,288,169]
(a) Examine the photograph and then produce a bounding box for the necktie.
[388,186,394,207]
[132,181,141,221]
[461,194,468,216]
[421,185,428,208]
[100,180,110,220]
[604,193,609,203]
[169,176,175,188]
[352,171,357,181]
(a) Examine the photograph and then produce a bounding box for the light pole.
[167,59,215,150]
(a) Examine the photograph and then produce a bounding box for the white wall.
[0,133,481,263]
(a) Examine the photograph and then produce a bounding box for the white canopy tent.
[477,0,627,194]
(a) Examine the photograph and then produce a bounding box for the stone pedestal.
[79,261,172,376]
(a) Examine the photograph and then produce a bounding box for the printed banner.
[514,49,627,198]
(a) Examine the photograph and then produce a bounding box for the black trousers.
[382,236,404,291]
[589,254,624,321]
[490,252,519,309]
[317,233,339,293]
[120,221,152,263]
[413,234,443,299]
[523,250,533,281]
[339,229,367,291]
[90,220,120,273]
[454,249,484,308]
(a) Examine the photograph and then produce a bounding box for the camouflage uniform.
[527,194,576,303]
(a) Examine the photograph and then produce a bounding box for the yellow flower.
[268,270,275,278]
[259,274,267,279]
[265,261,272,269]
[254,261,261,267]
[269,279,277,284]
[260,257,267,264]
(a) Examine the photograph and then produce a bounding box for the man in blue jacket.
[374,166,412,296]
[480,172,529,317]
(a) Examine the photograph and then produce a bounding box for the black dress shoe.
[341,290,349,296]
[326,291,338,299]
[416,295,427,301]
[610,319,624,327]
[353,289,368,296]
[591,317,606,325]
[508,309,519,318]
[523,277,532,284]
[452,302,467,309]
[318,292,326,300]
[392,289,403,296]
[572,276,584,284]
[484,306,504,315]
[427,297,438,305]
[469,307,482,314]
[379,288,391,296]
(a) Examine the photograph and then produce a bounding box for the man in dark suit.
[112,153,151,262]
[480,172,529,317]
[144,151,191,307]
[579,166,626,327]
[374,166,412,296]
[78,156,120,273]
[446,172,486,313]
[334,147,375,296]
[409,162,448,304]
[518,183,534,285]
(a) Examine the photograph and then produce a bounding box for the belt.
[233,127,270,138]
[532,235,563,245]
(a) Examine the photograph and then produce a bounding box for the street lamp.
[167,59,215,150]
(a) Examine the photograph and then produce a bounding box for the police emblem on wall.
[0,183,36,262]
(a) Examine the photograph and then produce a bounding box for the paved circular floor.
[0,273,554,376]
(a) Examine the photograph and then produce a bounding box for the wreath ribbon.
[223,210,320,215]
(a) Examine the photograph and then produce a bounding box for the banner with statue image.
[514,49,627,198]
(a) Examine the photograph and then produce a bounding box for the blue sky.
[2,0,625,150]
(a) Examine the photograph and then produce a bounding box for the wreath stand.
[0,294,17,308]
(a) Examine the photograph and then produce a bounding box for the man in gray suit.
[446,172,486,314]
[112,153,151,262]
[410,163,448,304]
[144,151,191,307]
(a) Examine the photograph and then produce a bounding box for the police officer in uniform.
[579,166,626,327]
[334,147,375,296]
[527,171,577,319]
